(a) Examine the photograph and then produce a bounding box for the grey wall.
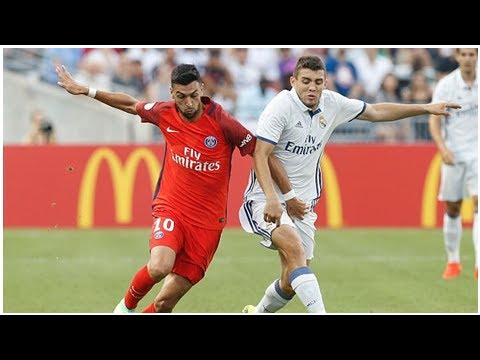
[3,71,155,144]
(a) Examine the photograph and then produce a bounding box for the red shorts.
[149,212,222,285]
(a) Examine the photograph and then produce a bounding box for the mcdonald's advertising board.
[4,145,473,229]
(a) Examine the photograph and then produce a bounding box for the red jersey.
[136,97,256,230]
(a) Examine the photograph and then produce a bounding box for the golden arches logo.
[421,152,473,228]
[321,154,343,228]
[78,147,161,229]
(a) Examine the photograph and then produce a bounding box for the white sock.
[443,213,462,263]
[253,279,293,313]
[473,212,478,267]
[289,266,326,314]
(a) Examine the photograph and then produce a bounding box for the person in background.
[23,110,56,145]
[428,48,478,280]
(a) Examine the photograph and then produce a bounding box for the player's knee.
[147,262,172,282]
[446,203,462,217]
[153,298,176,313]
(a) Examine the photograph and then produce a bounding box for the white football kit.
[433,69,478,201]
[239,88,365,259]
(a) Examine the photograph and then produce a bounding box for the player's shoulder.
[321,89,352,107]
[203,96,224,115]
[436,69,460,88]
[321,89,341,101]
[138,100,175,113]
[269,89,291,104]
[266,90,295,111]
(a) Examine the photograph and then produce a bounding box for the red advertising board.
[3,145,473,228]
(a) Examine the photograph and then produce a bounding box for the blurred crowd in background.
[4,47,460,143]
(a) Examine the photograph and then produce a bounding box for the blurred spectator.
[410,48,436,83]
[39,48,83,85]
[392,48,414,90]
[278,48,297,90]
[202,49,236,112]
[23,110,56,145]
[75,48,121,90]
[226,48,261,94]
[401,70,433,140]
[325,48,362,97]
[144,49,178,142]
[4,48,44,79]
[353,48,394,102]
[176,48,208,72]
[111,53,145,97]
[248,48,281,86]
[125,48,162,83]
[144,49,177,102]
[234,76,278,133]
[374,73,412,142]
[430,48,459,80]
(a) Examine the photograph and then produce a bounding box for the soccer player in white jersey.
[428,48,478,280]
[240,55,461,313]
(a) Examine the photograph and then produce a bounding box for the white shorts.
[239,199,318,260]
[439,158,478,201]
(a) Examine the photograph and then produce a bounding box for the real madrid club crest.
[318,115,327,129]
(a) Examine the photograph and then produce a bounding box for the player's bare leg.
[114,246,175,313]
[142,273,192,313]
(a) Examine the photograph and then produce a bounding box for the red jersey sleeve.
[136,101,175,126]
[211,102,256,156]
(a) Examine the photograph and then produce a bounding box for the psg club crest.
[204,136,218,148]
[318,116,327,129]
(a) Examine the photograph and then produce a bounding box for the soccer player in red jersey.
[56,63,266,313]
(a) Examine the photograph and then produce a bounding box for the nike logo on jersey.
[144,102,155,110]
[166,127,179,133]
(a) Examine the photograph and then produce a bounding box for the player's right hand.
[55,65,88,96]
[264,197,283,227]
[440,147,456,166]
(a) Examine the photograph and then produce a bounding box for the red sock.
[124,265,157,310]
[141,303,156,313]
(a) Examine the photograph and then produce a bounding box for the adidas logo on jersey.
[295,121,303,128]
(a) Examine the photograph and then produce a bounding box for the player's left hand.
[427,102,461,116]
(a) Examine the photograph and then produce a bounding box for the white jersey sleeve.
[256,90,291,144]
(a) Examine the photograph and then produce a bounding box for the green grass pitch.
[3,228,477,313]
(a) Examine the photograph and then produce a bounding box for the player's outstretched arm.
[358,101,461,122]
[55,65,139,115]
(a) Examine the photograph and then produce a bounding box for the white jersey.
[244,88,365,205]
[432,68,478,161]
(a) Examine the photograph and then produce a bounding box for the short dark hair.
[293,56,326,78]
[171,64,202,86]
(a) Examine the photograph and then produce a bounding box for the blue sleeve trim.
[348,101,367,122]
[256,135,277,146]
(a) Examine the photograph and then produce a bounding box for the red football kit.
[136,97,255,283]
